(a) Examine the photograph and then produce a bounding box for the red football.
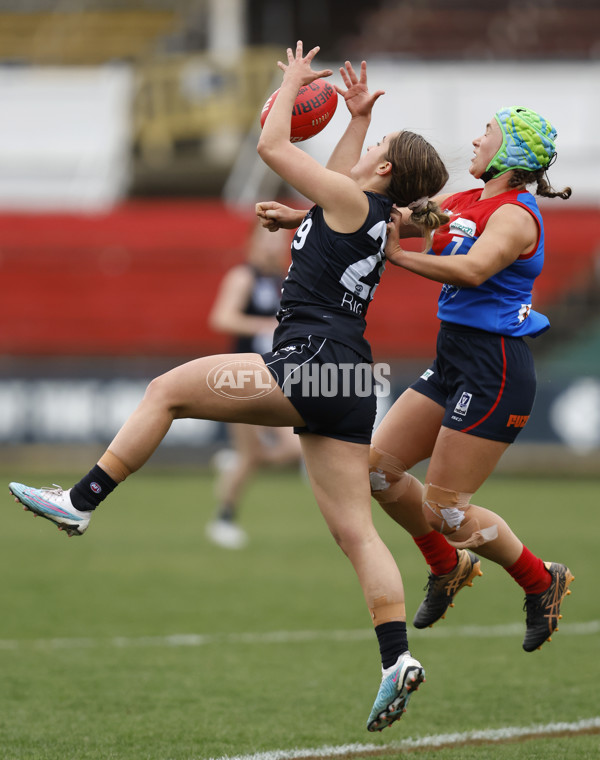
[260,78,338,142]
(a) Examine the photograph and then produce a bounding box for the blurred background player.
[371,106,574,652]
[206,222,302,549]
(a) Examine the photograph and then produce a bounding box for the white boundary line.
[204,717,600,760]
[0,620,598,651]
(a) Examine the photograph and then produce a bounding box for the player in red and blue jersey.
[433,186,549,338]
[369,106,575,653]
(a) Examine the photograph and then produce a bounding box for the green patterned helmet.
[482,106,557,182]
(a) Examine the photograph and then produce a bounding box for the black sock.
[375,621,408,669]
[71,465,118,511]
[217,502,235,522]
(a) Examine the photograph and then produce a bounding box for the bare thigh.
[426,427,510,493]
[372,388,445,467]
[155,352,305,427]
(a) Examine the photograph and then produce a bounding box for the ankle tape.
[98,449,133,483]
[369,595,406,625]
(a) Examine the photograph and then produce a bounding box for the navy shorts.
[411,322,537,443]
[262,336,377,444]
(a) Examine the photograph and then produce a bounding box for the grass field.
[1,463,599,760]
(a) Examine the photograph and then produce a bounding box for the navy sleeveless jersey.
[234,264,282,354]
[430,187,549,337]
[272,192,392,362]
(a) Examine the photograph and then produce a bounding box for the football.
[260,78,338,142]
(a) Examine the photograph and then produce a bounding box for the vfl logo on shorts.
[454,392,472,416]
[420,369,434,381]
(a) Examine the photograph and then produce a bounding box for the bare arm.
[256,201,308,232]
[385,204,539,287]
[209,266,278,337]
[256,42,369,233]
[326,60,384,177]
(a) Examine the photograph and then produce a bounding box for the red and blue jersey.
[430,187,550,337]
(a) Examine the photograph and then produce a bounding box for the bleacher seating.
[0,9,178,65]
[340,0,600,61]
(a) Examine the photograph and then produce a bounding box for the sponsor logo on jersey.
[454,392,473,416]
[518,303,532,323]
[449,217,477,237]
[506,414,529,428]
[441,282,461,298]
[341,291,363,314]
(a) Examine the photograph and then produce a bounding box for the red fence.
[0,201,598,359]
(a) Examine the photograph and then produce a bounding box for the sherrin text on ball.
[260,78,338,142]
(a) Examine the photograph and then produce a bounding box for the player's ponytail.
[406,196,451,251]
[408,196,451,230]
[508,167,572,200]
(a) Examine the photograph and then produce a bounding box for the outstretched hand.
[277,41,333,86]
[335,60,385,119]
[256,201,305,232]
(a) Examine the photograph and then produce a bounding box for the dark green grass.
[1,465,598,759]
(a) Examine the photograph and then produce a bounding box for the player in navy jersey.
[206,222,302,549]
[9,43,450,731]
[368,106,574,653]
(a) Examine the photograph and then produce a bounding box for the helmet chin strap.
[481,166,499,183]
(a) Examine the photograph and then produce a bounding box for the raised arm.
[326,60,385,177]
[256,42,370,232]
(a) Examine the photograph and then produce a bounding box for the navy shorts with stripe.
[411,322,537,443]
[262,336,377,445]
